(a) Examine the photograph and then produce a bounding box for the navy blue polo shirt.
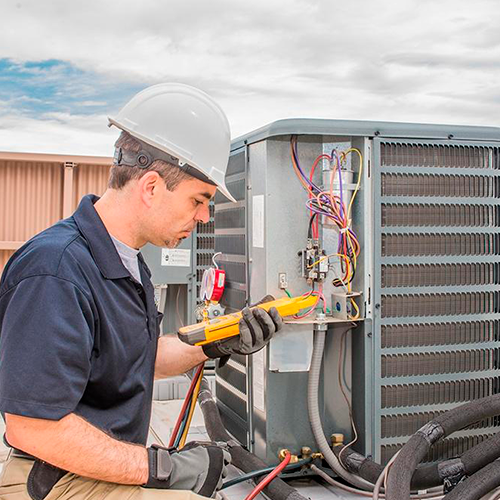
[0,195,161,445]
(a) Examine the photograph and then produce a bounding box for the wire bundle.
[292,286,327,319]
[290,136,363,319]
[169,363,205,449]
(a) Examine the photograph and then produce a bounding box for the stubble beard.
[164,238,183,248]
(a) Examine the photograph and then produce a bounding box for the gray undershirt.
[110,234,142,284]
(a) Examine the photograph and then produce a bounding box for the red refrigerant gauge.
[200,267,226,302]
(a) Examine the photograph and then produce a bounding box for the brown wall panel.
[0,160,63,242]
[73,163,112,210]
[0,153,112,275]
[0,250,15,273]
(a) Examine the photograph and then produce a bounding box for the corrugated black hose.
[333,429,500,490]
[442,459,500,500]
[198,377,308,500]
[385,393,500,500]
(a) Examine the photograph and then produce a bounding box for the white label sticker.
[252,348,265,412]
[161,248,191,267]
[252,195,264,248]
[218,273,225,287]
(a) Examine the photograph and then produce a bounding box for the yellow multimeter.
[177,295,317,346]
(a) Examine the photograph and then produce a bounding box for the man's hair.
[108,131,193,190]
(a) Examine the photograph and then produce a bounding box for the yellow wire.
[345,230,358,272]
[349,297,360,320]
[342,148,363,223]
[308,253,350,272]
[308,253,335,269]
[178,367,204,449]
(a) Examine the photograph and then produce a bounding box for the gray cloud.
[0,0,499,154]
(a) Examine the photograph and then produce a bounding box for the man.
[0,83,283,499]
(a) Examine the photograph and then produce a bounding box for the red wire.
[244,452,292,500]
[168,363,204,447]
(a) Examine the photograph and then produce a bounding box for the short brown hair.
[108,132,193,190]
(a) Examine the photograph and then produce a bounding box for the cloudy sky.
[0,0,499,156]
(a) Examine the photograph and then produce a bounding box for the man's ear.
[138,171,161,208]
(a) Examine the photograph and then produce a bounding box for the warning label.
[160,249,191,267]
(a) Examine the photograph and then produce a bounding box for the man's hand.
[144,442,231,497]
[202,295,283,359]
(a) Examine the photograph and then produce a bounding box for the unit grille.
[372,140,500,464]
[382,233,500,256]
[219,261,246,284]
[381,321,500,348]
[380,143,493,169]
[214,150,249,448]
[381,291,500,318]
[381,349,498,378]
[215,207,245,229]
[382,377,500,409]
[382,263,500,288]
[382,203,499,227]
[196,236,215,250]
[195,203,216,303]
[197,220,214,234]
[381,173,500,198]
[215,235,246,255]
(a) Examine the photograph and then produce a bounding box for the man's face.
[149,177,217,248]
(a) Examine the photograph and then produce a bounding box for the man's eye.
[194,199,203,206]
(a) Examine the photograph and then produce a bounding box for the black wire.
[308,213,317,239]
[332,254,356,287]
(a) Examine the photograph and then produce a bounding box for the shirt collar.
[73,194,131,280]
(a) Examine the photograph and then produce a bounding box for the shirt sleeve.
[0,275,95,420]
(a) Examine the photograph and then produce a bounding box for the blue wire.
[174,392,194,448]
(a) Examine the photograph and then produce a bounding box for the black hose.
[334,429,500,490]
[386,394,500,500]
[333,446,443,489]
[198,377,308,500]
[443,460,500,500]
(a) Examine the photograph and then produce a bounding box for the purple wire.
[293,139,322,193]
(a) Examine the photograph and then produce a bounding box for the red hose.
[168,363,204,447]
[244,452,292,500]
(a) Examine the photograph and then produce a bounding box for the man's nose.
[195,204,210,224]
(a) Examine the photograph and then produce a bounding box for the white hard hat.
[108,83,236,202]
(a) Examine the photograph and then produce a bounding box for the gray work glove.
[144,442,231,497]
[202,295,283,359]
